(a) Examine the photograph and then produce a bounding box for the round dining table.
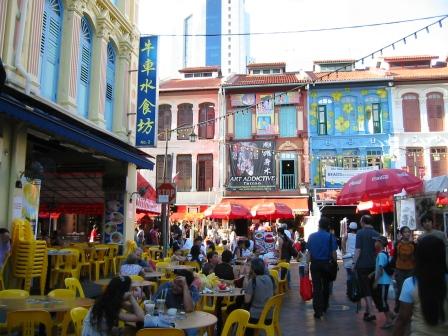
[94,278,154,288]
[158,264,195,271]
[0,296,93,313]
[174,311,217,330]
[143,271,163,279]
[199,287,244,298]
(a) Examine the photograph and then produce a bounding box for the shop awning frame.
[0,89,154,170]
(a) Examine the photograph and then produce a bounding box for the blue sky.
[139,0,448,78]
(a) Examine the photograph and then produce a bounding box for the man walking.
[352,214,380,321]
[307,216,337,319]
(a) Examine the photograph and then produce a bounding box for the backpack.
[381,251,395,276]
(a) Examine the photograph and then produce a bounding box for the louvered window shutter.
[198,105,206,139]
[77,17,92,118]
[427,93,444,131]
[206,105,215,139]
[235,109,252,139]
[177,155,192,191]
[280,106,296,137]
[402,94,421,132]
[105,44,116,131]
[40,0,62,102]
[204,155,213,190]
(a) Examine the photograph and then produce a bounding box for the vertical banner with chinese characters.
[227,141,276,191]
[135,36,158,147]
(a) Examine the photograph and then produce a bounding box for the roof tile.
[159,78,221,91]
[224,73,304,86]
[178,66,220,73]
[246,62,286,68]
[313,59,355,64]
[383,55,438,62]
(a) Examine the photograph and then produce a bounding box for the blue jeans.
[345,267,353,282]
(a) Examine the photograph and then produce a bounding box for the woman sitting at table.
[83,276,145,336]
[244,258,276,336]
[171,244,187,263]
[233,239,246,259]
[215,250,235,281]
[120,254,145,277]
[187,245,204,268]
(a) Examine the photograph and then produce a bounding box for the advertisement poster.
[21,177,41,237]
[398,198,416,230]
[104,194,124,244]
[228,141,276,191]
[135,36,158,147]
[230,93,256,107]
[253,230,276,255]
[325,166,378,188]
[274,91,301,105]
[256,94,276,135]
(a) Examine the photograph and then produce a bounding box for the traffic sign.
[156,183,176,204]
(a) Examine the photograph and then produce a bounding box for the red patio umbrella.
[436,192,448,207]
[251,202,294,220]
[204,203,252,220]
[337,168,423,205]
[356,197,394,215]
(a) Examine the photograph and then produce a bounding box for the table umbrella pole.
[380,201,386,235]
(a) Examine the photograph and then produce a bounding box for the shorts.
[372,284,390,312]
[356,268,374,298]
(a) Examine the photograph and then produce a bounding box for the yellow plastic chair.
[163,257,171,263]
[246,294,284,336]
[65,277,86,298]
[105,244,119,276]
[48,288,76,298]
[116,240,137,267]
[91,246,109,281]
[54,248,81,285]
[7,310,53,336]
[70,307,88,336]
[269,269,280,295]
[136,328,184,336]
[221,309,250,336]
[129,274,144,282]
[184,261,201,272]
[0,289,29,298]
[277,262,290,294]
[0,253,10,290]
[76,247,93,280]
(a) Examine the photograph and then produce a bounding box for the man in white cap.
[342,221,358,296]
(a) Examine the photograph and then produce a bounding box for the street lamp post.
[160,126,197,257]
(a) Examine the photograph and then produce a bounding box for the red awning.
[221,197,309,214]
[39,203,104,215]
[204,203,252,219]
[136,172,161,214]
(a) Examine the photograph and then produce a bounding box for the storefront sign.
[325,166,378,188]
[136,196,161,213]
[104,194,124,244]
[135,36,158,147]
[230,94,256,107]
[274,91,301,105]
[228,141,276,191]
[256,94,276,135]
[397,198,416,230]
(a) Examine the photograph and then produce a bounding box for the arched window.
[158,104,172,141]
[40,0,63,102]
[426,92,445,131]
[402,93,420,132]
[77,17,92,118]
[177,103,193,140]
[198,103,215,139]
[105,43,116,131]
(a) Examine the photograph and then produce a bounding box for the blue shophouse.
[308,60,394,191]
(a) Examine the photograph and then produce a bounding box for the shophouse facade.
[308,60,394,205]
[0,0,151,242]
[148,66,223,218]
[386,55,448,179]
[221,62,310,226]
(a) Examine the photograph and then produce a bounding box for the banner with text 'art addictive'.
[227,141,276,191]
[135,36,158,147]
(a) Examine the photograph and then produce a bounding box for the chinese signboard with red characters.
[135,36,158,147]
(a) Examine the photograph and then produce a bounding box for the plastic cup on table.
[144,300,155,315]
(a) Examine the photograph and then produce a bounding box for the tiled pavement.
[280,262,394,336]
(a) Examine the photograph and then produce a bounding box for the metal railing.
[280,174,296,190]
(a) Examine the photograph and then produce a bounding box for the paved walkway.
[280,262,394,336]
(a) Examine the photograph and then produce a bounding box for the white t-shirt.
[120,264,142,276]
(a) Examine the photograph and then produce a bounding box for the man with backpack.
[370,236,395,329]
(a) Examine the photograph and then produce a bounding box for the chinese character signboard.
[256,94,277,135]
[227,141,276,191]
[135,36,158,147]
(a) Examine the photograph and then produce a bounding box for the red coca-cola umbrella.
[337,168,423,205]
[204,203,252,220]
[251,202,294,220]
[356,196,394,215]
